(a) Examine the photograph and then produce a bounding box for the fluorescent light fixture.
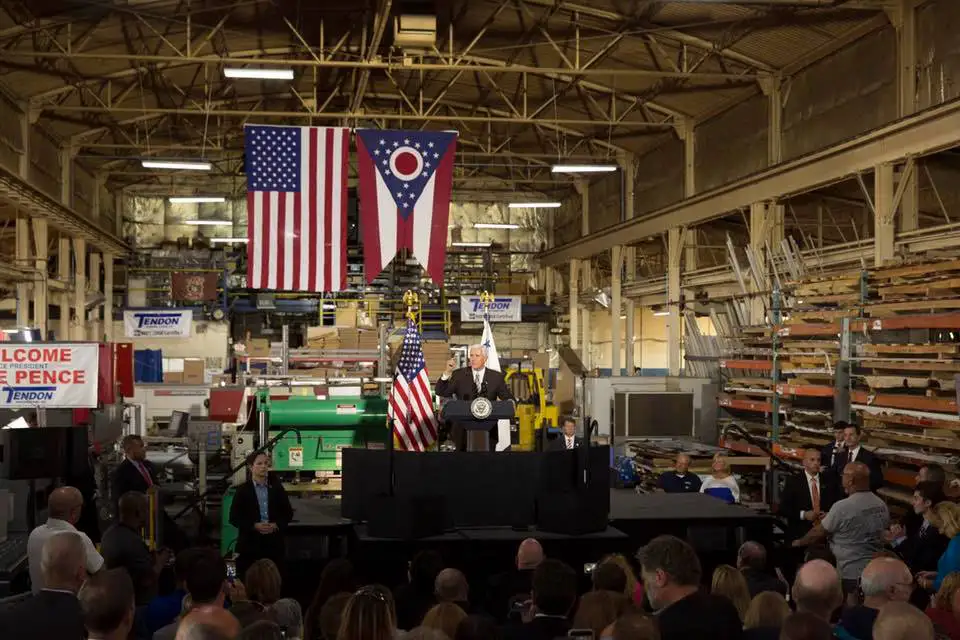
[551,164,618,174]
[653,310,669,317]
[508,202,561,208]
[452,242,491,247]
[169,196,226,204]
[224,68,295,80]
[142,160,212,171]
[210,237,249,244]
[474,223,519,230]
[184,220,232,226]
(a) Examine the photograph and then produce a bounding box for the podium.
[441,399,515,452]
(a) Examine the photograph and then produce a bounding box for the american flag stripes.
[245,125,348,292]
[387,319,439,451]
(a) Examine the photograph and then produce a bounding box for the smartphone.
[568,630,594,639]
[226,561,237,583]
[583,562,597,574]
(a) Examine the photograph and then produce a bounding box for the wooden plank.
[871,258,960,280]
[777,323,841,337]
[777,384,834,397]
[851,390,958,414]
[861,375,956,390]
[859,344,958,356]
[720,359,773,371]
[717,395,774,413]
[857,411,960,431]
[867,298,960,315]
[853,313,960,330]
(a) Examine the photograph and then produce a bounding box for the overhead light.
[184,220,232,226]
[508,202,561,208]
[224,68,294,80]
[142,160,212,171]
[452,242,491,247]
[653,310,669,317]
[169,196,226,204]
[474,223,519,230]
[551,164,618,174]
[210,238,249,244]
[619,315,627,320]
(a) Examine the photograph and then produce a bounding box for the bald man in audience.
[175,606,240,640]
[792,560,843,623]
[27,486,103,592]
[872,601,935,640]
[835,557,913,639]
[435,568,472,612]
[489,538,544,621]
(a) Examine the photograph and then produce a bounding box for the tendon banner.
[123,310,192,338]
[0,344,99,407]
[171,273,219,302]
[459,295,522,322]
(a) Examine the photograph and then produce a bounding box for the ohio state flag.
[355,129,457,284]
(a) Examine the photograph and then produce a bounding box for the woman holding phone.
[229,451,294,580]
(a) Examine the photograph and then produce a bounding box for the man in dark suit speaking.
[436,344,513,450]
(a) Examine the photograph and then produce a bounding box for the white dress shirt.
[472,367,486,389]
[800,471,821,520]
[564,435,575,449]
[847,445,860,462]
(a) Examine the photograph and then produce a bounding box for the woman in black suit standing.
[229,451,294,580]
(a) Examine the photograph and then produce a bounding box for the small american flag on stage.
[387,319,439,451]
[245,124,348,292]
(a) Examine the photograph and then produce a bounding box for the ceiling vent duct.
[394,12,436,51]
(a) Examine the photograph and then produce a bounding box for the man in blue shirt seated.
[658,454,702,493]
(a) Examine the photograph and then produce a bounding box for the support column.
[874,163,896,266]
[569,259,580,351]
[675,119,696,198]
[891,0,919,230]
[17,106,31,180]
[619,151,637,375]
[749,202,785,324]
[89,253,102,341]
[16,216,30,327]
[104,254,114,341]
[611,245,622,376]
[32,219,48,336]
[580,305,591,370]
[760,76,784,165]
[72,238,86,340]
[579,179,589,236]
[60,144,76,208]
[684,228,698,272]
[667,227,683,377]
[58,236,70,340]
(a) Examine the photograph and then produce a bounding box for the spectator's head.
[736,541,767,572]
[792,560,842,621]
[47,486,83,525]
[674,454,691,474]
[841,461,870,495]
[421,602,466,638]
[531,559,577,617]
[592,561,627,594]
[318,592,351,640]
[409,550,445,593]
[711,564,751,622]
[744,591,790,631]
[803,546,836,567]
[608,612,659,640]
[842,424,862,449]
[117,491,148,529]
[121,434,146,461]
[337,585,396,640]
[245,559,282,606]
[79,568,135,640]
[435,568,468,603]
[561,417,576,438]
[637,535,702,610]
[454,614,501,640]
[404,627,448,640]
[305,560,355,640]
[932,501,960,538]
[41,531,87,592]
[802,448,821,476]
[572,590,631,638]
[599,554,639,599]
[174,548,204,589]
[860,557,913,607]
[230,600,269,628]
[933,572,960,612]
[918,463,946,487]
[238,620,283,639]
[913,480,946,516]
[872,601,935,640]
[711,453,730,476]
[248,452,271,484]
[779,611,833,640]
[185,547,228,607]
[516,538,543,570]
[270,598,302,639]
[832,421,848,443]
[175,605,241,640]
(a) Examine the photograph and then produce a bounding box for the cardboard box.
[335,303,358,327]
[164,371,183,384]
[183,359,205,384]
[247,339,270,358]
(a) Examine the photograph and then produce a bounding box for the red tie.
[811,478,821,513]
[135,461,153,488]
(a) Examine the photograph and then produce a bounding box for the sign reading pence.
[0,344,99,407]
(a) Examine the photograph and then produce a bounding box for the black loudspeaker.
[366,494,448,540]
[535,491,607,535]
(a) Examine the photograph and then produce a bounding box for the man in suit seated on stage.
[546,417,582,451]
[435,344,513,451]
[780,448,840,543]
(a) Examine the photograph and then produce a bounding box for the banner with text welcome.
[0,344,99,407]
[123,310,192,338]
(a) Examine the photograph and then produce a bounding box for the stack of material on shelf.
[717,324,775,441]
[358,329,379,350]
[306,326,341,349]
[867,258,960,317]
[421,340,451,379]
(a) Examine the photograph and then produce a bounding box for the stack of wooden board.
[866,259,960,317]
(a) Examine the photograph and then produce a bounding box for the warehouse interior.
[1,0,960,634]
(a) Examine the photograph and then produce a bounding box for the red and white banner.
[245,125,348,292]
[355,129,457,284]
[0,344,99,408]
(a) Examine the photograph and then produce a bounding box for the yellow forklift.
[504,363,559,450]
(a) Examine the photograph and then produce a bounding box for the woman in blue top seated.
[918,501,960,592]
[699,453,741,504]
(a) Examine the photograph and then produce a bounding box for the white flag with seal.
[482,319,510,451]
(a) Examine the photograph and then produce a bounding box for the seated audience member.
[712,564,752,622]
[230,600,270,628]
[700,454,740,504]
[338,585,398,640]
[793,462,890,596]
[395,550,444,630]
[572,590,632,638]
[738,542,787,598]
[658,454,702,493]
[898,481,950,574]
[245,559,283,607]
[315,592,351,640]
[503,559,577,640]
[239,620,284,639]
[488,538,543,621]
[27,486,104,592]
[454,614,501,640]
[175,606,241,640]
[421,601,466,638]
[146,548,204,633]
[270,598,303,639]
[918,501,960,592]
[404,627,448,640]
[637,534,743,640]
[835,556,913,640]
[102,491,170,605]
[606,612,660,640]
[593,561,628,594]
[79,568,136,640]
[743,591,791,640]
[155,547,230,640]
[872,601,935,640]
[779,611,834,640]
[792,560,843,624]
[0,531,88,639]
[304,559,356,639]
[600,553,644,606]
[924,571,960,639]
[435,568,471,612]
